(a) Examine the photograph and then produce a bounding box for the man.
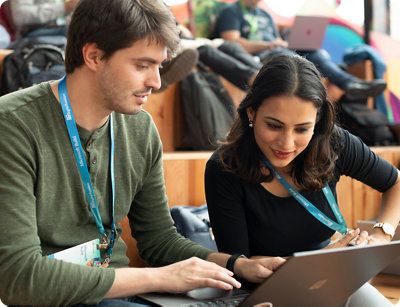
[215,0,387,101]
[0,0,284,306]
[9,0,79,39]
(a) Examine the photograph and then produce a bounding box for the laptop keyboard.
[180,293,248,306]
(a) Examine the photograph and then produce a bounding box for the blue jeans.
[72,296,153,307]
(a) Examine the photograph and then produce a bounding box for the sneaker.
[154,48,199,93]
[344,79,387,101]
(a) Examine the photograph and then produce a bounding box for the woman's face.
[247,95,318,172]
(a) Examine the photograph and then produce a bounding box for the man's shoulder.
[0,83,53,117]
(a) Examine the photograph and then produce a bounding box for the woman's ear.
[247,107,255,123]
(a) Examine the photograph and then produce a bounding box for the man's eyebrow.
[134,57,161,64]
[265,116,314,126]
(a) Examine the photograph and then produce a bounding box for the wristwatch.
[226,253,247,273]
[373,222,395,239]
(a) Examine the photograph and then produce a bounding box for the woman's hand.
[235,257,286,283]
[325,228,369,249]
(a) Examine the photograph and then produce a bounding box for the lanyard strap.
[58,75,116,257]
[261,156,348,234]
[238,0,259,35]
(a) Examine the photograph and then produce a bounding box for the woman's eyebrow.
[264,116,314,126]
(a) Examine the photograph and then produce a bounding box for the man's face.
[96,38,167,115]
[242,0,262,9]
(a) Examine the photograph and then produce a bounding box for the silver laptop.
[138,241,400,307]
[357,220,400,275]
[287,15,330,51]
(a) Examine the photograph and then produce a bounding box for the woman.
[205,53,400,306]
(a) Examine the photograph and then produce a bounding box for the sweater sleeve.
[129,119,213,267]
[10,0,65,27]
[0,114,114,307]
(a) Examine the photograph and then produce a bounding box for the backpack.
[1,42,65,95]
[337,96,398,146]
[170,204,218,251]
[180,61,236,150]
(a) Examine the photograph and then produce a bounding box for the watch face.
[383,223,395,235]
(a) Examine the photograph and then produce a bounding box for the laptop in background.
[287,15,330,51]
[138,241,400,307]
[357,220,400,275]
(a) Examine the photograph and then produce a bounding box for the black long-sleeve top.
[205,128,398,257]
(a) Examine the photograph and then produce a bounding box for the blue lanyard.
[261,156,348,234]
[58,75,116,259]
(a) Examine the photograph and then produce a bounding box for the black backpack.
[1,42,65,96]
[180,62,236,150]
[337,96,398,146]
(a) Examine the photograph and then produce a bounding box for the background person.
[215,0,387,101]
[0,0,285,306]
[9,0,79,39]
[205,53,400,306]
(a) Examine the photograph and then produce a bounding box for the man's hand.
[235,257,286,283]
[155,257,241,293]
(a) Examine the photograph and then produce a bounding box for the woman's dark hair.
[65,0,180,73]
[219,53,339,191]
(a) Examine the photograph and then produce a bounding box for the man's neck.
[52,72,110,132]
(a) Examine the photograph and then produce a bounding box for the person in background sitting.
[8,0,79,39]
[215,0,387,101]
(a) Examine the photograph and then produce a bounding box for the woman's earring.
[249,119,254,128]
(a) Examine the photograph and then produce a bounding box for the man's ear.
[82,42,103,71]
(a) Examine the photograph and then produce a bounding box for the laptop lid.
[138,241,400,307]
[287,15,330,51]
[357,220,400,275]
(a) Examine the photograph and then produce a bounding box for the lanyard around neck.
[58,75,116,258]
[239,0,259,35]
[261,155,348,234]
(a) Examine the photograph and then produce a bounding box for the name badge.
[48,239,102,267]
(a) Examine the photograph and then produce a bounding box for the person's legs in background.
[197,42,260,91]
[302,49,386,100]
[154,48,199,93]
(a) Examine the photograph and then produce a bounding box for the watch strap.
[226,253,247,273]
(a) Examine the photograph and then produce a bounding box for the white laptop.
[138,241,400,307]
[287,15,330,51]
[357,220,400,275]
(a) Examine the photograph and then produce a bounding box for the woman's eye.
[267,123,281,129]
[296,127,309,133]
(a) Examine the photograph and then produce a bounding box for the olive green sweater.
[0,83,211,306]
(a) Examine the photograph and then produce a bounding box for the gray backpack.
[180,62,236,150]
